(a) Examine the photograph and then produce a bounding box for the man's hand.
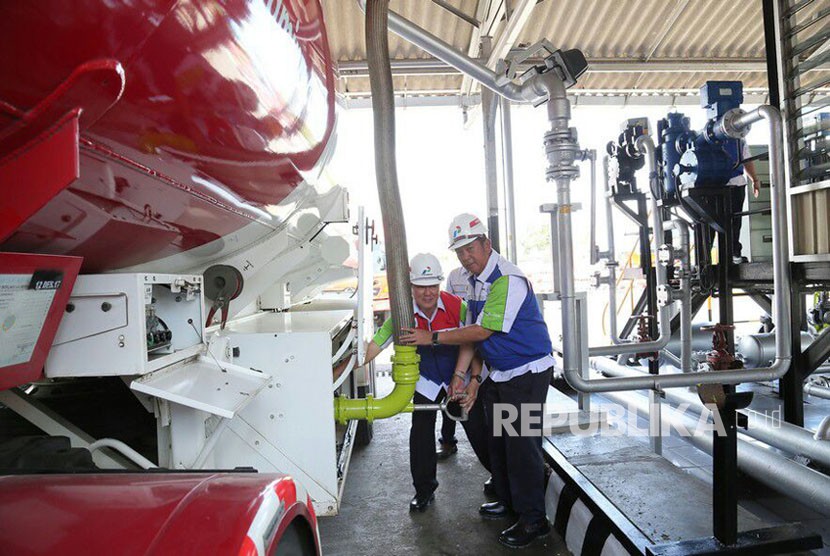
[460,381,479,412]
[751,177,760,198]
[400,327,431,346]
[449,375,466,400]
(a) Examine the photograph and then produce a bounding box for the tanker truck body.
[0,2,373,552]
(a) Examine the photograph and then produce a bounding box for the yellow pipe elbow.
[334,345,419,424]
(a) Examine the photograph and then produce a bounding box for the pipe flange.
[718,108,749,140]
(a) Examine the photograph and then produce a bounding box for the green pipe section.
[334,345,419,424]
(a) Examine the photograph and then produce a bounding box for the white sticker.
[144,284,153,305]
[0,274,57,368]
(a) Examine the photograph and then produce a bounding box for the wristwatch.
[470,374,482,384]
[432,331,440,346]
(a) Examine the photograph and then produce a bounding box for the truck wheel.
[354,385,373,447]
[273,518,316,556]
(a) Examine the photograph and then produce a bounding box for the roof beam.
[631,0,692,91]
[460,1,505,102]
[337,58,775,77]
[461,0,536,100]
[485,0,537,68]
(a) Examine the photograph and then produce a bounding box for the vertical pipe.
[678,221,693,373]
[558,177,578,374]
[604,155,623,344]
[589,151,599,265]
[481,39,501,253]
[540,71,580,375]
[547,208,562,295]
[500,96,518,263]
[649,390,662,455]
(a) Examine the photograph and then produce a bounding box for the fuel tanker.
[0,0,338,272]
[0,2,364,553]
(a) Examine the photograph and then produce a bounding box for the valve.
[701,323,742,371]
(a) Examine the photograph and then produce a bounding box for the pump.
[676,81,747,190]
[606,118,648,196]
[656,112,691,205]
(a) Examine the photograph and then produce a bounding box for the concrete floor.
[320,366,570,556]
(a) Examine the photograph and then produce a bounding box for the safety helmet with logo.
[448,213,487,250]
[409,253,444,286]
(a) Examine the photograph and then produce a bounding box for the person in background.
[401,214,554,549]
[727,138,761,264]
[362,253,485,512]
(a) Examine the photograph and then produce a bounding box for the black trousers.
[705,185,747,257]
[411,391,443,497]
[731,184,746,257]
[439,413,457,445]
[484,368,552,524]
[462,378,491,474]
[411,385,492,497]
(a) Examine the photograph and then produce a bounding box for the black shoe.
[483,477,496,496]
[409,492,435,512]
[479,501,512,519]
[498,519,551,548]
[436,442,457,460]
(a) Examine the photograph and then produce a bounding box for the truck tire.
[354,385,373,447]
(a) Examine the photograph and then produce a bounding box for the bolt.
[101,302,111,312]
[65,303,75,313]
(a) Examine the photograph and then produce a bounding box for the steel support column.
[782,287,806,426]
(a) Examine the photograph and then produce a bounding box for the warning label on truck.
[0,274,57,368]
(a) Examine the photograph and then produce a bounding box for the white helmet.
[448,213,487,249]
[409,253,443,286]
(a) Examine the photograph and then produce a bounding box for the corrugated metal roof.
[321,0,829,102]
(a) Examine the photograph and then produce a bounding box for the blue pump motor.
[674,81,746,189]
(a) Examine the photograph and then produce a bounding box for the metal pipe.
[356,0,545,104]
[500,96,518,263]
[805,381,830,400]
[593,358,830,468]
[588,136,672,357]
[599,388,830,514]
[588,150,599,265]
[540,71,581,377]
[666,219,693,373]
[815,416,830,441]
[565,106,793,392]
[603,155,624,344]
[88,438,157,470]
[483,84,501,252]
[192,419,230,469]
